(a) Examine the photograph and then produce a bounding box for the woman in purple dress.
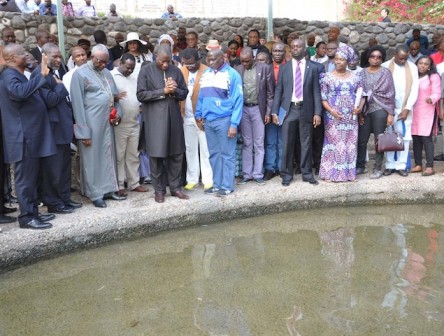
[319,45,365,182]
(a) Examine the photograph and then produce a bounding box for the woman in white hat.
[120,32,153,78]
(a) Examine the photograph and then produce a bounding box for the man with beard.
[137,45,189,203]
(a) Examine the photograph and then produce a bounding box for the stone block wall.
[1,13,443,58]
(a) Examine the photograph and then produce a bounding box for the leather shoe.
[132,185,149,192]
[282,180,291,186]
[104,192,127,201]
[38,213,55,222]
[93,199,107,208]
[154,192,165,203]
[0,214,16,224]
[65,199,83,208]
[303,177,319,185]
[47,205,74,214]
[117,189,128,197]
[171,190,190,200]
[383,169,394,176]
[20,219,52,230]
[3,206,17,214]
[263,170,275,181]
[397,169,408,177]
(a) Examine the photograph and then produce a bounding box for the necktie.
[294,61,302,100]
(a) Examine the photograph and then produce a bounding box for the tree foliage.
[345,0,444,24]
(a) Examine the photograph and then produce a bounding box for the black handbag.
[376,126,404,153]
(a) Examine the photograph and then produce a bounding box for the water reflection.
[0,205,443,335]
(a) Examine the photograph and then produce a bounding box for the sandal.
[422,168,435,176]
[411,165,422,173]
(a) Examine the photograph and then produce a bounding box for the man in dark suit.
[247,29,270,60]
[236,47,274,184]
[29,29,50,64]
[0,43,56,229]
[32,42,82,214]
[271,39,322,186]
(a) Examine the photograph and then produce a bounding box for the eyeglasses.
[369,54,382,59]
[93,56,108,65]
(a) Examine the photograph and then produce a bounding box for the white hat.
[120,32,147,47]
[158,34,175,46]
[206,39,221,51]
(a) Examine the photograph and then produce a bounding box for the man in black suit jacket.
[271,39,322,186]
[32,42,82,214]
[29,29,50,64]
[0,43,56,229]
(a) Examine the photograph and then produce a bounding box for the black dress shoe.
[155,192,165,203]
[38,213,56,222]
[20,219,52,230]
[47,205,75,214]
[434,154,444,161]
[2,206,17,214]
[263,170,275,181]
[0,214,16,224]
[397,169,408,177]
[303,177,319,185]
[282,180,291,186]
[104,192,127,201]
[383,169,394,176]
[93,199,107,208]
[65,199,83,208]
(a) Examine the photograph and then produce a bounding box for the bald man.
[0,44,56,229]
[0,28,16,64]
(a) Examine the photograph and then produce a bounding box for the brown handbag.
[376,126,404,153]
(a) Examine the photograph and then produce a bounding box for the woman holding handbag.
[411,56,442,176]
[356,45,396,179]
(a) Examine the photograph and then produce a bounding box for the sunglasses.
[369,54,382,60]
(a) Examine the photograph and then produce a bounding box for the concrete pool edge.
[0,175,443,272]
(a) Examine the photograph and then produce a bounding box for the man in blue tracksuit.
[195,49,243,197]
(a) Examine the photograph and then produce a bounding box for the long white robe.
[70,61,121,200]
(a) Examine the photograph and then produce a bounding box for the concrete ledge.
[1,169,444,272]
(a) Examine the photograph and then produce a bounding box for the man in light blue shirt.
[39,0,56,16]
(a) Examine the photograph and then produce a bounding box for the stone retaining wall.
[1,13,444,56]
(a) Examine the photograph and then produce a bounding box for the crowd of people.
[0,23,443,230]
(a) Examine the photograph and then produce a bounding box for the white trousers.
[385,119,410,170]
[114,124,140,190]
[183,117,213,185]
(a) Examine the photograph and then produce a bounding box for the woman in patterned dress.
[319,45,365,182]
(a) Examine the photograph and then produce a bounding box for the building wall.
[70,0,347,21]
[1,12,442,59]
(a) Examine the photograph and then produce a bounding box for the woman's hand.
[330,108,342,120]
[387,114,394,126]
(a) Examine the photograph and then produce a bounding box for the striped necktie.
[294,61,302,100]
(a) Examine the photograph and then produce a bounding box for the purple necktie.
[294,61,302,100]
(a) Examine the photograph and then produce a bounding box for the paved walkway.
[1,156,444,272]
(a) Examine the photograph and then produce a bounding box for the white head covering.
[158,34,174,46]
[120,32,147,48]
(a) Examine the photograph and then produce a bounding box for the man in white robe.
[382,45,419,176]
[70,44,126,208]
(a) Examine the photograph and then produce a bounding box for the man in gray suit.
[271,39,322,186]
